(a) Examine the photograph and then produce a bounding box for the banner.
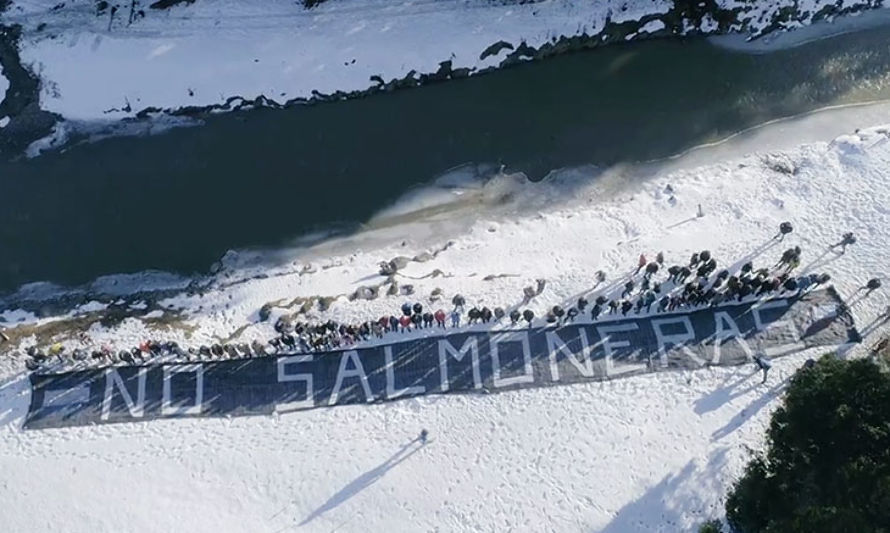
[24,290,858,429]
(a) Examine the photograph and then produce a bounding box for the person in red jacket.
[399,315,412,333]
[434,309,446,328]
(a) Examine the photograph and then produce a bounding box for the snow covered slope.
[1,122,888,532]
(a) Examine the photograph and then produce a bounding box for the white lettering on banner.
[712,312,755,364]
[547,330,594,381]
[752,299,805,356]
[276,355,315,411]
[651,316,704,367]
[438,337,482,392]
[596,323,642,377]
[101,367,148,421]
[162,364,204,416]
[491,332,534,388]
[384,346,426,400]
[329,350,375,405]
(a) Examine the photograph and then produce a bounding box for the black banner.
[24,290,858,429]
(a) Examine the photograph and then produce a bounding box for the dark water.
[2,26,890,294]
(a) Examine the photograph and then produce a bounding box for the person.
[643,291,656,313]
[620,300,633,316]
[434,309,447,328]
[776,221,793,240]
[656,251,664,264]
[399,314,412,333]
[577,296,588,312]
[510,309,521,325]
[481,307,493,323]
[411,313,423,329]
[450,309,461,328]
[566,307,579,322]
[737,283,752,302]
[644,262,659,279]
[413,302,423,315]
[621,280,635,298]
[863,278,882,296]
[452,294,466,310]
[635,254,647,275]
[522,309,535,328]
[700,250,711,264]
[423,312,434,328]
[595,270,607,285]
[689,252,700,268]
[590,302,602,321]
[608,300,619,314]
[776,247,796,269]
[552,305,565,324]
[389,315,400,332]
[831,232,856,253]
[420,429,428,444]
[753,354,772,384]
[401,302,413,316]
[494,307,505,321]
[667,265,681,282]
[696,263,710,280]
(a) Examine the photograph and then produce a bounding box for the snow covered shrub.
[724,357,890,533]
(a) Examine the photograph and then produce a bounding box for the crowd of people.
[20,224,883,372]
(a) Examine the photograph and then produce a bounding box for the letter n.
[101,367,148,421]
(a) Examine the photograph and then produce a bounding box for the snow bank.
[0,62,8,121]
[7,0,659,120]
[4,0,886,122]
[711,2,890,52]
[1,121,888,531]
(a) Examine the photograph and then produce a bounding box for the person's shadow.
[298,437,426,526]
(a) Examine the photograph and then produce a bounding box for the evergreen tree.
[725,357,890,533]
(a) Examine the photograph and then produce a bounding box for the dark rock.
[479,40,514,61]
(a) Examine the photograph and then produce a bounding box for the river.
[1,24,890,295]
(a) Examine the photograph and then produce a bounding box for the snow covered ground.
[1,0,886,123]
[0,61,9,129]
[1,118,888,531]
[2,0,672,120]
